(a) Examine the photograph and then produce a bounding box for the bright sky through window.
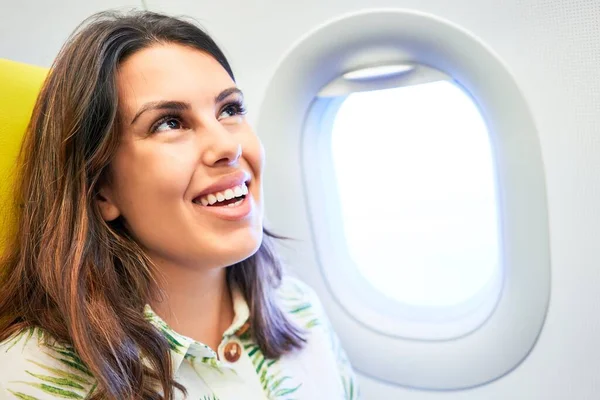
[331,81,500,307]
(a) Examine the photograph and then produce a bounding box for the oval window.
[330,80,500,307]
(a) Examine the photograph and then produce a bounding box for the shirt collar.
[143,283,250,372]
[223,284,250,337]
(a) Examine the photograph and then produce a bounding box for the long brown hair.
[0,10,304,399]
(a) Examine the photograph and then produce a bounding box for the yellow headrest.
[0,59,48,249]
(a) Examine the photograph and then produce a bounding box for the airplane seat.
[0,59,48,250]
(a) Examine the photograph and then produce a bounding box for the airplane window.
[330,80,500,307]
[258,8,550,389]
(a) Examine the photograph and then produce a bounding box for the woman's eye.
[218,102,247,120]
[151,117,183,133]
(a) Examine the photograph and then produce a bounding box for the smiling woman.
[0,11,358,400]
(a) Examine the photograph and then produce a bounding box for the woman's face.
[98,43,264,270]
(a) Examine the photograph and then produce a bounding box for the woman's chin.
[213,228,264,267]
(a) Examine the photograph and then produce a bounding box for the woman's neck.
[149,262,234,354]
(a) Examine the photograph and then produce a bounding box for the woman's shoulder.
[0,327,96,399]
[276,276,329,331]
[276,275,318,299]
[276,276,361,399]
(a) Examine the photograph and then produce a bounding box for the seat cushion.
[0,59,47,249]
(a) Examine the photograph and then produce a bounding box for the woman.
[0,10,358,400]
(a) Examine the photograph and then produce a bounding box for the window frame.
[302,90,505,341]
[257,9,550,390]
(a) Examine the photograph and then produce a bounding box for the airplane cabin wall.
[1,0,599,398]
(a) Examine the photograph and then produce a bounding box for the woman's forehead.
[116,44,235,114]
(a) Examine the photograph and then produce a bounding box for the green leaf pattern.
[279,279,360,400]
[1,279,359,399]
[144,307,189,355]
[240,336,301,400]
[2,328,94,399]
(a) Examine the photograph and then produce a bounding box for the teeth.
[227,199,243,207]
[195,182,249,206]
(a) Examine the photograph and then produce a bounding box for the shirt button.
[223,341,242,363]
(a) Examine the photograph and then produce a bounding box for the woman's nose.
[201,123,242,167]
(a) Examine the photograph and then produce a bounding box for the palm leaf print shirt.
[0,278,359,399]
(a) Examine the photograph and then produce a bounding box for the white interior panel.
[0,0,141,67]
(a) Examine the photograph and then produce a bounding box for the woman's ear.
[96,185,121,222]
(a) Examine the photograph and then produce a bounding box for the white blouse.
[0,277,359,399]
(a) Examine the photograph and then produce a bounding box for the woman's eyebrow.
[216,87,244,103]
[130,101,190,125]
[130,88,244,125]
